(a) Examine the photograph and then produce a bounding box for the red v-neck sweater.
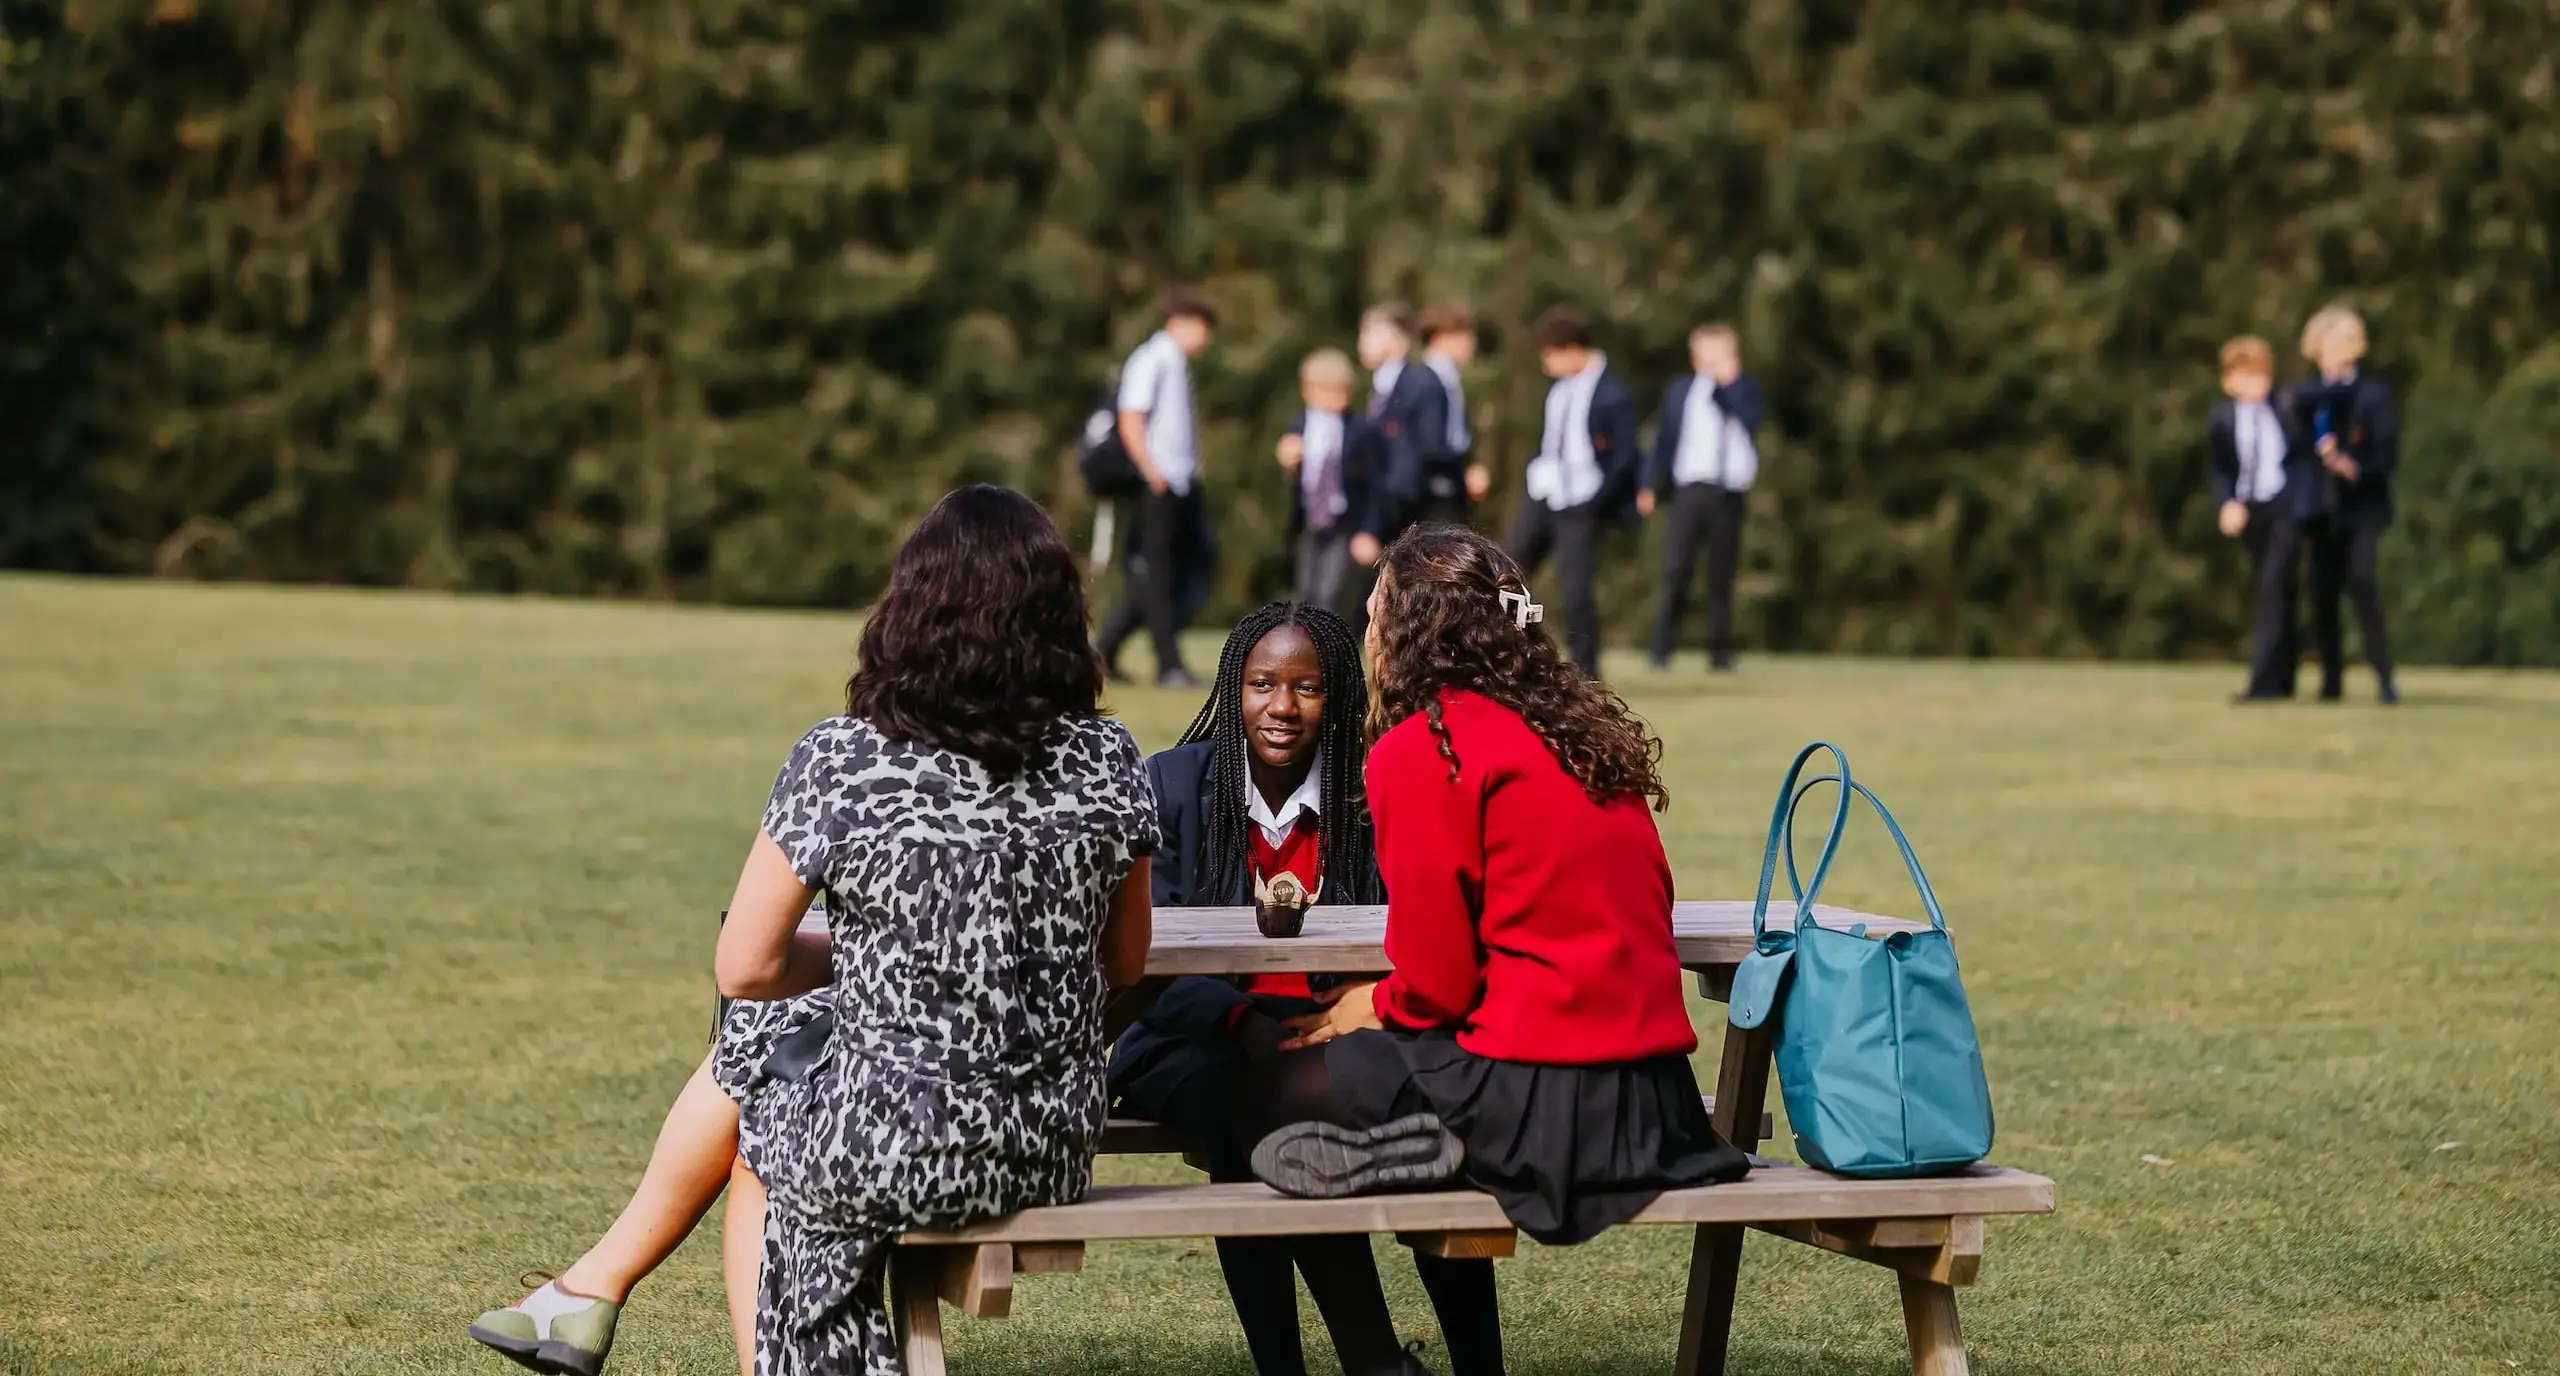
[1365,688,1695,1064]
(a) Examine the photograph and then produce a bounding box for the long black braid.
[1175,602,1383,906]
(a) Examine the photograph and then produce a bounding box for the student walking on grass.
[2210,335,2315,702]
[467,486,1158,1376]
[1109,603,1491,1376]
[1507,306,1642,676]
[1099,287,1220,688]
[1640,322,1766,672]
[1220,527,1750,1364]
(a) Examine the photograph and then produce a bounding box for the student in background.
[1639,323,1765,672]
[1356,302,1451,543]
[2210,335,2311,702]
[2285,305,2400,704]
[1276,350,1389,621]
[1099,287,1219,688]
[1508,305,1641,676]
[1417,305,1478,525]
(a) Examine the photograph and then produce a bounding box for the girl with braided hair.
[1244,526,1749,1342]
[1108,603,1485,1376]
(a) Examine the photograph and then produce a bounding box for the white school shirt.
[1246,749,1324,848]
[1672,375,1760,491]
[2233,401,2287,504]
[1117,331,1198,495]
[1525,353,1608,511]
[1425,352,1470,453]
[1298,409,1349,524]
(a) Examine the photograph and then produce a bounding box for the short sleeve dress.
[709,713,1157,1376]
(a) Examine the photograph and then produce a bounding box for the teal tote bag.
[1727,742,1995,1178]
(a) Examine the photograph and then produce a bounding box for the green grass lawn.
[4,574,2556,1376]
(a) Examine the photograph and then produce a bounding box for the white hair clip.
[1498,588,1545,629]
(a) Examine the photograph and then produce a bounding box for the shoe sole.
[537,1339,608,1376]
[1251,1113,1464,1198]
[467,1324,561,1374]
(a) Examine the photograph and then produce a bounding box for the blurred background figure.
[1641,323,1766,673]
[1509,306,1640,677]
[1417,305,1479,526]
[1276,349,1388,623]
[2287,306,2401,705]
[2211,335,2310,703]
[1356,302,1451,547]
[1099,287,1218,688]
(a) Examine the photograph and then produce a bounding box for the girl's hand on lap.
[1279,981,1382,1050]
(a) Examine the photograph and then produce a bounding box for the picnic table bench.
[889,903,2054,1375]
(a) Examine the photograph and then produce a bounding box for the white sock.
[513,1282,598,1337]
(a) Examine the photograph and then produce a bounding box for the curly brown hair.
[845,485,1104,777]
[1365,525,1669,811]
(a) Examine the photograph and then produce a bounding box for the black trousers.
[2237,499,2301,698]
[2304,515,2394,694]
[1099,486,1206,675]
[1508,499,1603,675]
[1650,484,1747,667]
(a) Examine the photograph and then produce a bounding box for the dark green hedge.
[5,0,2554,661]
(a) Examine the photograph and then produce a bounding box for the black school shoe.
[1251,1113,1465,1198]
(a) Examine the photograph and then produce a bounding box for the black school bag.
[1077,380,1146,498]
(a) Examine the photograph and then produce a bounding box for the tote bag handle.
[1750,742,1855,943]
[1781,773,1950,934]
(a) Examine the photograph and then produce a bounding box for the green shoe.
[468,1276,620,1376]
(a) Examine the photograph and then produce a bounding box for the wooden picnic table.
[1128,898,1933,1376]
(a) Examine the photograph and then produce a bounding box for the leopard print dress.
[710,714,1157,1376]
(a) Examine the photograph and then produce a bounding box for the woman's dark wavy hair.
[1366,524,1669,811]
[1174,603,1382,904]
[846,485,1104,776]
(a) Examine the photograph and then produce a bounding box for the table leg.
[1675,1011,1772,1376]
[1898,1273,1970,1376]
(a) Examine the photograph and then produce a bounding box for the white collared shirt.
[1673,374,1760,491]
[1299,409,1348,520]
[1526,353,1608,511]
[1247,749,1324,849]
[1118,331,1197,494]
[2234,401,2287,504]
[1425,351,1469,453]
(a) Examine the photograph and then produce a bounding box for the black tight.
[1225,1012,1508,1376]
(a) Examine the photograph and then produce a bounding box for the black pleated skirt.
[1326,1028,1751,1245]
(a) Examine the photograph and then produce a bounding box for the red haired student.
[1238,526,1749,1366]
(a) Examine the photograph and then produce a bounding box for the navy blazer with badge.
[1644,371,1767,496]
[2206,399,2322,521]
[1370,361,1451,526]
[2280,373,2401,529]
[1280,409,1391,540]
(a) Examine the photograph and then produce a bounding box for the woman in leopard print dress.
[711,487,1157,1376]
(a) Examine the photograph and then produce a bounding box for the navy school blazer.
[1280,408,1390,540]
[2280,373,2401,530]
[1645,371,1768,496]
[1578,368,1646,518]
[2206,399,2322,521]
[1371,360,1451,526]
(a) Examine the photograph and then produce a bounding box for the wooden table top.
[1141,901,1923,976]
